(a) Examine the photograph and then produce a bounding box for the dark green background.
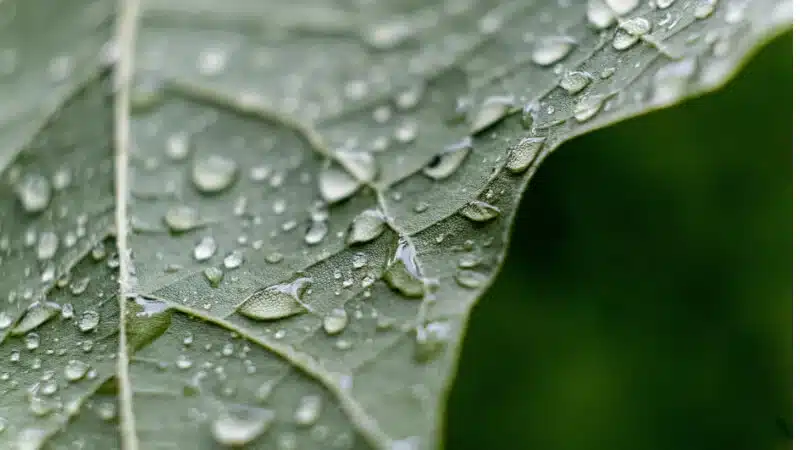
[446,33,791,450]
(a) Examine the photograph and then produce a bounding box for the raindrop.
[223,250,244,269]
[337,150,377,182]
[346,209,386,245]
[414,321,451,363]
[16,173,52,214]
[52,168,71,190]
[16,428,47,450]
[265,252,284,264]
[78,310,100,332]
[559,71,592,95]
[319,165,360,203]
[192,154,238,194]
[694,0,716,19]
[165,132,191,160]
[64,359,89,381]
[656,0,676,8]
[164,205,200,233]
[70,277,90,295]
[531,37,575,67]
[383,238,425,298]
[24,332,40,350]
[620,17,651,36]
[363,20,413,50]
[352,253,368,269]
[651,57,697,106]
[573,95,606,122]
[455,270,488,289]
[323,308,348,335]
[506,137,545,174]
[423,137,472,180]
[605,0,640,15]
[395,84,424,110]
[394,121,418,143]
[193,236,218,262]
[304,220,328,246]
[470,95,514,134]
[459,200,500,222]
[36,231,59,260]
[294,395,323,427]
[204,267,224,287]
[198,48,228,76]
[11,301,61,335]
[211,407,275,446]
[237,277,313,320]
[587,0,615,29]
[0,312,11,330]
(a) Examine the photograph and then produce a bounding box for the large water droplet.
[694,0,716,19]
[336,150,376,183]
[506,137,544,174]
[470,96,514,134]
[17,428,47,450]
[223,250,244,269]
[238,278,312,320]
[587,0,615,29]
[64,359,89,381]
[294,395,323,427]
[36,231,59,261]
[323,308,348,335]
[192,154,238,194]
[346,209,386,245]
[460,200,500,222]
[164,205,200,233]
[423,138,472,180]
[605,0,640,15]
[573,95,606,122]
[11,301,61,335]
[211,406,275,446]
[319,165,360,203]
[304,220,328,246]
[455,270,488,289]
[16,173,52,214]
[559,71,592,95]
[78,310,100,332]
[656,0,675,8]
[194,236,218,262]
[531,37,575,66]
[383,238,425,298]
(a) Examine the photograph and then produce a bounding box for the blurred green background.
[446,32,791,450]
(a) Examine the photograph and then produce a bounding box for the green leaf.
[0,0,789,449]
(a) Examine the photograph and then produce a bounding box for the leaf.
[0,0,789,448]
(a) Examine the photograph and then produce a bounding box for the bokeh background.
[446,32,791,450]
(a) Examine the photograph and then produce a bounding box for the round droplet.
[165,132,191,160]
[11,301,61,335]
[64,359,89,381]
[265,252,284,264]
[192,154,238,194]
[559,71,592,95]
[506,137,545,174]
[294,395,322,427]
[164,205,200,233]
[36,231,59,261]
[319,165,360,203]
[211,407,275,446]
[323,308,348,335]
[423,138,472,180]
[16,173,52,214]
[346,209,386,245]
[459,200,500,222]
[383,238,425,298]
[193,236,218,262]
[24,332,40,350]
[470,96,514,134]
[237,277,312,320]
[223,250,244,269]
[532,37,575,67]
[78,310,100,332]
[587,0,615,29]
[304,220,328,246]
[204,267,224,287]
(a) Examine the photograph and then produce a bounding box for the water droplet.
[620,17,651,36]
[265,252,284,264]
[423,138,472,180]
[573,95,606,122]
[363,20,413,50]
[96,402,117,421]
[352,252,368,269]
[506,137,544,174]
[78,310,99,332]
[460,200,500,222]
[238,277,312,320]
[337,151,377,183]
[656,0,675,8]
[193,236,218,262]
[198,47,228,76]
[605,0,639,15]
[164,205,200,233]
[64,359,89,381]
[455,270,488,289]
[694,0,716,19]
[587,0,615,29]
[319,164,360,203]
[11,301,61,335]
[304,220,328,246]
[24,332,40,350]
[414,321,451,363]
[470,96,514,134]
[294,395,323,426]
[16,173,52,214]
[70,277,90,295]
[16,428,47,450]
[211,406,275,446]
[165,132,191,160]
[559,71,592,95]
[384,238,425,298]
[127,297,172,351]
[223,250,244,269]
[346,209,386,245]
[204,267,224,287]
[323,308,348,335]
[394,121,419,143]
[531,37,575,67]
[651,58,697,106]
[0,312,11,330]
[37,231,59,260]
[612,30,639,50]
[192,154,238,194]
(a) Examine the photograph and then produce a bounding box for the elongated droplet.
[78,310,100,332]
[238,278,312,320]
[37,231,59,260]
[346,209,386,245]
[16,173,52,214]
[11,302,61,335]
[304,220,328,246]
[336,151,376,182]
[323,308,348,335]
[363,20,413,51]
[532,37,575,66]
[212,407,275,446]
[194,236,217,261]
[423,138,472,180]
[384,238,425,298]
[294,395,322,426]
[64,359,89,382]
[573,95,606,122]
[559,71,592,95]
[164,205,200,233]
[192,154,238,194]
[587,0,615,29]
[470,96,514,134]
[319,165,360,203]
[455,269,488,289]
[460,200,500,222]
[506,137,545,174]
[620,17,651,36]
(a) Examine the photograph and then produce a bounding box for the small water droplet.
[211,406,275,446]
[78,310,99,332]
[506,137,544,174]
[346,209,386,245]
[384,238,425,298]
[694,0,716,19]
[423,137,472,180]
[294,395,323,427]
[16,173,52,214]
[364,20,413,51]
[223,250,244,269]
[24,332,40,350]
[573,95,606,122]
[352,252,368,269]
[455,269,488,289]
[470,96,514,134]
[0,312,11,330]
[587,0,615,29]
[16,428,47,450]
[460,200,500,222]
[323,308,348,335]
[69,277,90,295]
[656,0,675,8]
[319,164,360,203]
[620,17,651,36]
[204,267,224,287]
[194,236,218,262]
[11,301,61,335]
[394,121,419,143]
[304,220,328,246]
[64,359,89,381]
[36,231,58,260]
[532,37,575,67]
[192,154,238,194]
[164,205,200,233]
[559,71,592,95]
[414,321,451,363]
[165,132,191,160]
[237,277,312,320]
[265,252,284,264]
